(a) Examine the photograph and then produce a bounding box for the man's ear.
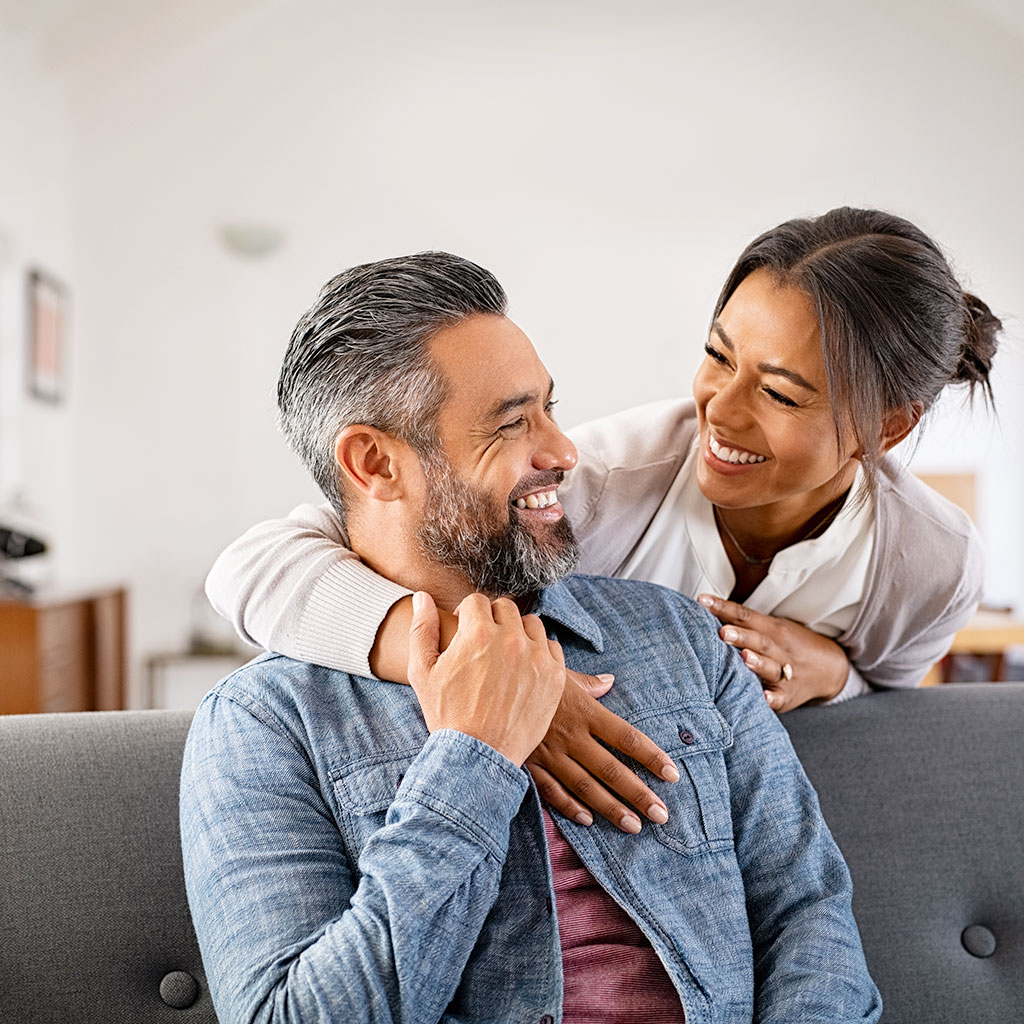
[334,425,411,502]
[880,401,924,454]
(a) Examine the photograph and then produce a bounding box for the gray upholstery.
[0,709,214,1023]
[1,686,1021,1023]
[783,684,1024,1024]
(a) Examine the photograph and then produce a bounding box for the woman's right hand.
[526,671,680,833]
[388,592,680,833]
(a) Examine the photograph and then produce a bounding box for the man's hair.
[277,252,508,525]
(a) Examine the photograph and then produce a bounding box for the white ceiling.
[2,0,1021,90]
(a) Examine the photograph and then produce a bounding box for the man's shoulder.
[200,654,369,735]
[557,573,723,651]
[563,572,708,614]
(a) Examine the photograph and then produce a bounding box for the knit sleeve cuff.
[825,662,871,705]
[296,558,413,677]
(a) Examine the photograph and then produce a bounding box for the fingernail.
[620,813,642,834]
[596,673,615,683]
[660,763,680,782]
[575,810,593,826]
[698,594,715,607]
[745,652,761,668]
[723,627,739,642]
[412,591,425,611]
[647,803,669,824]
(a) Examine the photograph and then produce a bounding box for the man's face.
[415,314,580,597]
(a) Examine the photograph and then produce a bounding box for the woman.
[207,207,1000,826]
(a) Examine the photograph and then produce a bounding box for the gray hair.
[277,252,508,526]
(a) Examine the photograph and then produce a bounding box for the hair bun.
[955,292,1001,396]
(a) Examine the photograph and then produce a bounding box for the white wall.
[0,22,77,582]
[5,0,1021,702]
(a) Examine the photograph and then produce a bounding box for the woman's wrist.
[369,595,457,683]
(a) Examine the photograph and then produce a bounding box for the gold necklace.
[714,499,846,567]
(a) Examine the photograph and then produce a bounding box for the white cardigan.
[206,399,984,686]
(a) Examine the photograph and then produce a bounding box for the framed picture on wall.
[27,269,68,404]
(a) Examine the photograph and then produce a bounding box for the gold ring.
[780,663,794,682]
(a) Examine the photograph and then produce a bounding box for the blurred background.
[1,0,1022,706]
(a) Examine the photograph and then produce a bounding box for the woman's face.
[692,268,859,521]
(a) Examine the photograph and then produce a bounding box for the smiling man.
[179,252,880,1024]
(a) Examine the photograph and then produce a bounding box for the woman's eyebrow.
[712,321,817,393]
[758,362,818,392]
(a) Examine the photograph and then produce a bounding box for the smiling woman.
[205,208,1003,830]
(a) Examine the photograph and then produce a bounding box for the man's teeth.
[514,490,558,510]
[709,435,766,465]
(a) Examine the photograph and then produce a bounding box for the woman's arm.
[207,399,699,672]
[205,508,682,830]
[205,502,408,678]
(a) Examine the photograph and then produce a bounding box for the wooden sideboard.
[0,587,126,714]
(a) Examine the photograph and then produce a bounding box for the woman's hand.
[526,671,681,833]
[697,594,849,712]
[387,592,679,832]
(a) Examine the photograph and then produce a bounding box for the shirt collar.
[529,578,605,654]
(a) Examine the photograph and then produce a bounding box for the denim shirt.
[180,575,881,1024]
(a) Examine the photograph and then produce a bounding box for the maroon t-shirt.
[543,810,686,1022]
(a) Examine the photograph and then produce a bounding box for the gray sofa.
[1,684,1021,1023]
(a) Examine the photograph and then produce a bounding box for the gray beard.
[416,452,579,597]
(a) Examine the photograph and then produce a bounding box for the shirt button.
[679,729,695,745]
[540,1016,554,1024]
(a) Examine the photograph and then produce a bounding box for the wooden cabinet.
[0,588,126,714]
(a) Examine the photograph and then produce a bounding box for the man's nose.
[532,419,578,472]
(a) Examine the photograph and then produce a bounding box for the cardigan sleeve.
[205,400,698,673]
[205,503,411,678]
[837,462,985,689]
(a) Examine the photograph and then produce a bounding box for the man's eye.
[545,399,559,417]
[498,417,527,435]
[704,343,729,365]
[764,387,798,408]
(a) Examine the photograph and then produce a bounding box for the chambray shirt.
[180,575,881,1024]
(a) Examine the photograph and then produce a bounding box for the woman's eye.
[704,343,729,365]
[764,387,798,408]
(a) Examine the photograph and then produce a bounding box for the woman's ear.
[334,425,410,502]
[880,401,924,454]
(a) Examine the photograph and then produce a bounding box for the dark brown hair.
[713,207,1001,493]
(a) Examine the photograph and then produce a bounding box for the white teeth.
[709,434,765,465]
[514,490,558,510]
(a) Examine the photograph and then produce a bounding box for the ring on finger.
[780,662,794,683]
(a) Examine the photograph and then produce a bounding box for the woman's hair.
[712,207,1002,493]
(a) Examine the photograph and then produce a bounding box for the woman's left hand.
[697,594,849,712]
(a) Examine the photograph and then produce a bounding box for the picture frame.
[27,269,68,404]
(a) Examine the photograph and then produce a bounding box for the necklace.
[714,499,846,567]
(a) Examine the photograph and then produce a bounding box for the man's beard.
[416,451,579,597]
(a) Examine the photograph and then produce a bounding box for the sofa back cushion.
[0,709,217,1023]
[784,683,1024,1024]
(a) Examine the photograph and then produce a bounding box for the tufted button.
[962,925,997,958]
[159,971,200,1009]
[678,729,695,745]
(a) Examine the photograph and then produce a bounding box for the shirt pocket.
[330,748,419,856]
[631,703,735,855]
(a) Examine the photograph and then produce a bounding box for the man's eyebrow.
[485,378,555,422]
[711,321,818,393]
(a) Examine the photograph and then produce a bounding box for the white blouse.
[620,442,875,700]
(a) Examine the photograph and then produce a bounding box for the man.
[180,252,880,1023]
